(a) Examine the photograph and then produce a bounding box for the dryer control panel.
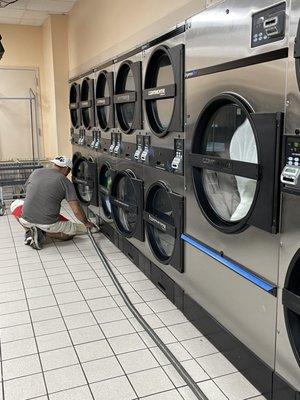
[281,136,300,193]
[251,2,285,48]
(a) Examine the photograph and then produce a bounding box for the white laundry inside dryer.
[229,119,258,221]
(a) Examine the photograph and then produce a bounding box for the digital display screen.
[286,168,296,173]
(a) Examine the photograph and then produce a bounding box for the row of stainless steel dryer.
[70,1,300,398]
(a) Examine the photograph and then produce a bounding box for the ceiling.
[0,0,78,26]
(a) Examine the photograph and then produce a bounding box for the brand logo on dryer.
[148,88,166,97]
[148,214,167,231]
[116,94,130,102]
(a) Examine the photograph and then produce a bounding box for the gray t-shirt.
[22,168,78,224]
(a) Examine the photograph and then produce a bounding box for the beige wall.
[0,24,45,158]
[68,0,205,75]
[0,18,70,159]
[42,15,70,158]
[0,24,43,69]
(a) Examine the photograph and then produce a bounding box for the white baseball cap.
[51,156,72,169]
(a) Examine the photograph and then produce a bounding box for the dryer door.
[190,93,283,234]
[114,61,142,133]
[282,249,300,368]
[69,82,81,129]
[80,77,95,130]
[96,71,114,131]
[144,182,184,272]
[99,162,113,219]
[143,44,184,136]
[295,18,300,91]
[73,156,98,207]
[110,170,144,240]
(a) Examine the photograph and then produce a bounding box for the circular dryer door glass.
[115,175,137,233]
[81,79,91,129]
[201,104,258,222]
[120,67,135,130]
[70,84,79,128]
[96,74,110,130]
[154,53,175,131]
[147,186,175,260]
[74,159,93,203]
[99,164,112,218]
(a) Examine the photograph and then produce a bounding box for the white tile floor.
[0,206,267,400]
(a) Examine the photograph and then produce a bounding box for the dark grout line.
[0,338,6,400]
[6,215,50,400]
[55,236,141,400]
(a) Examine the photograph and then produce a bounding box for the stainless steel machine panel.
[185,0,289,73]
[183,0,289,370]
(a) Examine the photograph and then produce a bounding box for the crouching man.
[11,156,94,250]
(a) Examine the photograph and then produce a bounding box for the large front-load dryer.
[141,24,187,174]
[109,159,144,260]
[113,50,143,161]
[72,147,98,213]
[97,153,118,244]
[274,1,300,398]
[143,166,184,274]
[69,79,81,145]
[181,0,288,392]
[94,61,115,155]
[79,73,96,149]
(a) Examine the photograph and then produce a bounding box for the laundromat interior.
[1,0,300,399]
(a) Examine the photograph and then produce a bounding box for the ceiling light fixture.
[0,0,19,8]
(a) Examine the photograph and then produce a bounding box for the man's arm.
[68,201,93,228]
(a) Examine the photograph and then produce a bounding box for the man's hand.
[68,201,90,225]
[85,221,95,229]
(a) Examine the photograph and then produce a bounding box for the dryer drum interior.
[96,71,114,131]
[110,170,144,240]
[144,44,184,136]
[72,155,97,205]
[69,83,80,129]
[114,61,142,133]
[190,93,283,234]
[144,182,184,271]
[282,250,300,367]
[99,162,113,218]
[80,77,94,130]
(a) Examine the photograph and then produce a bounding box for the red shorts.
[11,201,68,222]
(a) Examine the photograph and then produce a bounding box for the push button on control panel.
[171,138,184,174]
[109,132,116,154]
[141,136,150,163]
[134,135,144,161]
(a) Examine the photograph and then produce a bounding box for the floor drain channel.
[88,229,209,400]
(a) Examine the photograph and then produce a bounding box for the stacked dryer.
[181,1,288,397]
[109,48,145,257]
[94,61,118,243]
[275,0,300,398]
[141,26,186,275]
[70,72,99,216]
